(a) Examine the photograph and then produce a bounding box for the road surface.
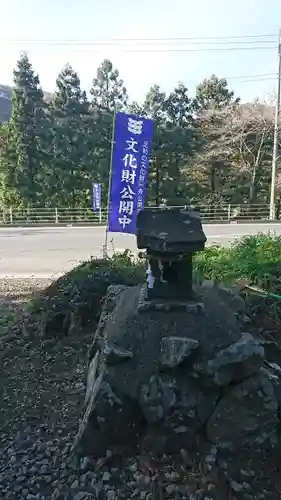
[0,223,280,278]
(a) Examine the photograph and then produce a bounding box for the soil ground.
[1,279,281,500]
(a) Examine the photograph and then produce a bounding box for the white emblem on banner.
[127,118,143,135]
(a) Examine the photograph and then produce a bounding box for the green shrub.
[0,306,16,336]
[194,233,281,291]
[27,251,144,337]
[26,233,281,338]
[193,245,233,283]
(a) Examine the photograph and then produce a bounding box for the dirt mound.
[25,254,144,339]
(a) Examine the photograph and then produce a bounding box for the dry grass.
[0,278,52,336]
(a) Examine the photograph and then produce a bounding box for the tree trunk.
[210,165,216,193]
[248,166,256,204]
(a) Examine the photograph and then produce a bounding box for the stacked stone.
[75,208,281,499]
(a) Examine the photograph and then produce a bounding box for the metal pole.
[103,110,116,258]
[269,30,281,220]
[227,203,231,223]
[155,159,160,207]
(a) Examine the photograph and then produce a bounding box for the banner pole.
[103,110,116,258]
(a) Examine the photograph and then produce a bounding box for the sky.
[0,0,281,104]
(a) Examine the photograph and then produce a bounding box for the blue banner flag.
[108,112,154,234]
[92,183,101,211]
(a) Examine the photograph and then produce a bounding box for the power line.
[187,74,277,82]
[167,76,277,86]
[269,29,281,219]
[237,77,276,83]
[0,32,278,44]
[55,46,276,53]
[1,45,275,53]
[1,33,278,53]
[1,40,277,46]
[149,72,278,89]
[226,73,277,79]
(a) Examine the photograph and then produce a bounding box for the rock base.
[74,282,281,499]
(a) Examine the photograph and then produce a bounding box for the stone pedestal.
[74,283,278,465]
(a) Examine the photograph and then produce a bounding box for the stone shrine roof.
[136,207,207,253]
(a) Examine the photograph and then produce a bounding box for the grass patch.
[194,232,281,291]
[194,232,281,323]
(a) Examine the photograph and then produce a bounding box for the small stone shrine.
[136,207,206,306]
[75,207,281,500]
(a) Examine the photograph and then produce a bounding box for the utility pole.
[269,30,281,220]
[155,160,160,207]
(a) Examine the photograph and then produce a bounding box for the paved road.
[0,223,280,277]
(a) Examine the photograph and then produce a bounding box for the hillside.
[0,84,52,123]
[0,85,12,123]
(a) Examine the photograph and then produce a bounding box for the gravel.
[0,278,281,500]
[0,279,198,500]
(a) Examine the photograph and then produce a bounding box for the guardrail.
[0,204,277,226]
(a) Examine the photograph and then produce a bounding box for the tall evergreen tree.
[141,84,198,205]
[89,59,128,198]
[193,74,240,113]
[90,59,128,112]
[11,53,49,205]
[140,85,167,205]
[164,83,200,204]
[0,123,19,208]
[186,75,240,205]
[0,54,276,211]
[142,84,167,121]
[50,64,92,206]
